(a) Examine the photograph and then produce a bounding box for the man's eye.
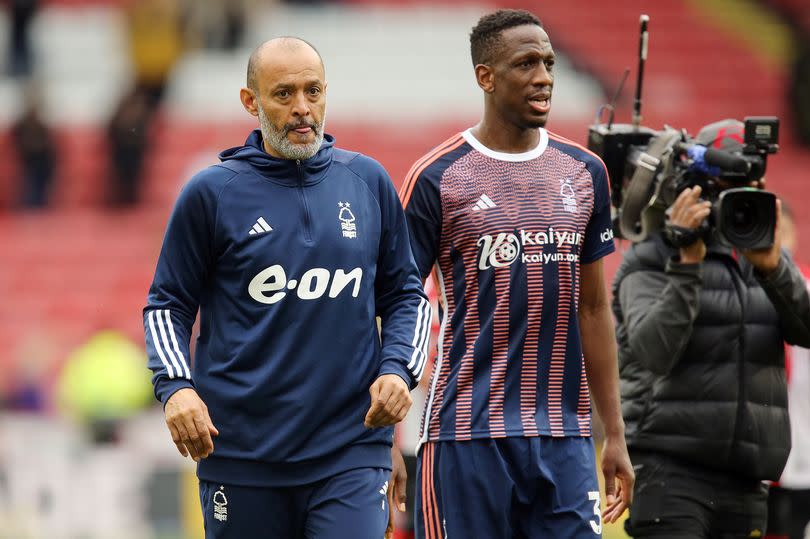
[309,87,321,96]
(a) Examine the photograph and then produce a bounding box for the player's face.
[254,47,327,159]
[490,25,555,129]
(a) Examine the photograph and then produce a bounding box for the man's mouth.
[287,123,316,136]
[529,94,551,114]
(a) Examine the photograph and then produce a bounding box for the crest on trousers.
[213,487,228,522]
[338,202,357,239]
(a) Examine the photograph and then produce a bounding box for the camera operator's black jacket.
[613,233,810,480]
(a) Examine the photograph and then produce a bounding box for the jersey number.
[588,490,602,534]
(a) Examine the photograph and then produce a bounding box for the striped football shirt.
[400,128,615,443]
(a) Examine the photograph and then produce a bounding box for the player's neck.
[471,116,541,154]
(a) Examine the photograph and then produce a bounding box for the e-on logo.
[248,265,363,305]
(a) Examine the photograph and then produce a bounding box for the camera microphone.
[703,147,750,173]
[679,144,751,176]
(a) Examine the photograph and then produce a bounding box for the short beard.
[258,104,325,160]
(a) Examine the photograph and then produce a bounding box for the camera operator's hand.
[742,198,782,276]
[669,186,712,263]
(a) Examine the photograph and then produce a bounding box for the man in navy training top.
[143,37,430,539]
[400,9,634,538]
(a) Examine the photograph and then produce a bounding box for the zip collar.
[219,129,334,187]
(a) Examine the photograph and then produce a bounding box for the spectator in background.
[57,330,153,444]
[766,203,810,539]
[7,0,38,77]
[1,330,53,413]
[181,0,260,52]
[107,88,150,206]
[789,36,810,147]
[12,84,55,208]
[125,0,184,110]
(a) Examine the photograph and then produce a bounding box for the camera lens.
[716,188,776,249]
[730,199,757,236]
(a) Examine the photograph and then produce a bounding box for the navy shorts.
[199,467,389,539]
[415,437,602,538]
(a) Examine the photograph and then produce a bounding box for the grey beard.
[258,104,325,160]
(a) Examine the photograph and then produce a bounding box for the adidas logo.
[249,217,273,236]
[472,194,497,211]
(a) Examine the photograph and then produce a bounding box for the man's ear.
[475,64,495,93]
[240,87,259,117]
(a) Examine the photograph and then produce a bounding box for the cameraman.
[613,120,810,538]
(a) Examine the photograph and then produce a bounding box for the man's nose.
[533,64,552,86]
[291,91,311,117]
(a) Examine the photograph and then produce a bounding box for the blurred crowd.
[4,0,269,210]
[2,0,809,213]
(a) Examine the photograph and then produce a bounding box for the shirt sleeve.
[581,160,616,264]
[618,257,703,375]
[756,254,810,348]
[143,171,221,405]
[399,164,442,280]
[374,167,432,389]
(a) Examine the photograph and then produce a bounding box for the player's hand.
[365,374,412,428]
[164,388,219,462]
[742,197,782,276]
[385,444,408,538]
[600,434,634,524]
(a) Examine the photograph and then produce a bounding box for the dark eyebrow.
[510,52,543,65]
[271,79,324,92]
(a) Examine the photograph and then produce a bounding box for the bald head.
[247,37,324,93]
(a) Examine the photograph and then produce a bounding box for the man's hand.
[742,198,782,276]
[600,434,635,524]
[669,185,711,263]
[164,387,219,462]
[364,374,412,428]
[385,444,408,539]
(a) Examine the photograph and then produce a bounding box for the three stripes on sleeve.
[407,296,432,384]
[146,309,191,380]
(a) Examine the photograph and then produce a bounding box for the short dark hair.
[470,9,543,66]
[246,37,324,92]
